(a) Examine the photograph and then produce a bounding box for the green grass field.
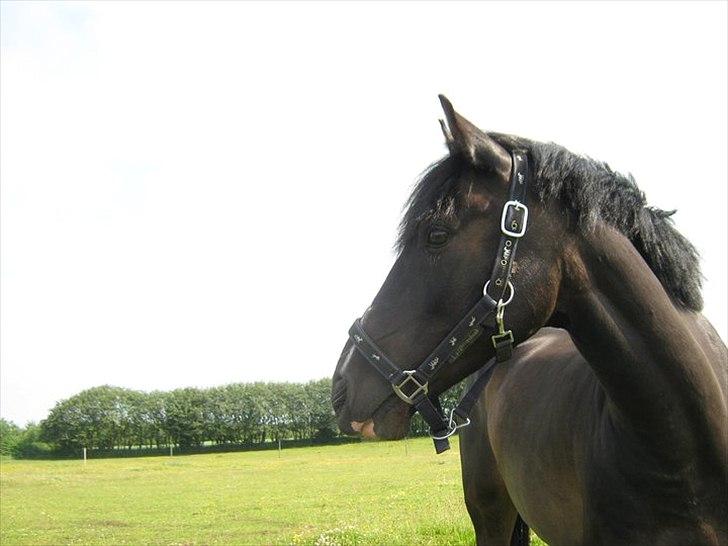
[1,437,546,545]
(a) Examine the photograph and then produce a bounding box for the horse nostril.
[332,394,346,413]
[331,383,347,413]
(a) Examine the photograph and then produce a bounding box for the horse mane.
[397,134,703,312]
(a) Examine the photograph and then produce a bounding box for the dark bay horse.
[331,96,727,545]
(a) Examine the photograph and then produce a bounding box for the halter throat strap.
[348,150,530,453]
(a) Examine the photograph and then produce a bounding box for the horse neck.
[558,220,726,460]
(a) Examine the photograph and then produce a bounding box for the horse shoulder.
[482,328,600,545]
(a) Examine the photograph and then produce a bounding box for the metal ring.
[483,280,514,306]
[431,409,472,440]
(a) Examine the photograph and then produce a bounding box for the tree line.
[1,379,466,458]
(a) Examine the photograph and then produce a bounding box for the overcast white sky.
[1,1,726,425]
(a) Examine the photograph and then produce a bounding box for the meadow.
[1,436,546,545]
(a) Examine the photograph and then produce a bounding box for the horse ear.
[438,94,511,179]
[438,118,454,148]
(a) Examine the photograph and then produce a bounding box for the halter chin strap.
[348,150,530,453]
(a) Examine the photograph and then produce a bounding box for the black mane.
[398,135,703,311]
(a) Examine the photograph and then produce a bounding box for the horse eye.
[427,229,449,247]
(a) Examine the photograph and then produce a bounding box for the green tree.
[34,378,345,455]
[224,383,264,444]
[41,386,136,449]
[12,423,52,458]
[303,379,337,439]
[0,418,22,456]
[144,391,168,447]
[203,386,232,444]
[164,388,207,447]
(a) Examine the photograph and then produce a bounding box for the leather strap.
[487,151,529,303]
[347,150,530,452]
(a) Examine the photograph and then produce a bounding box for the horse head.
[331,96,566,442]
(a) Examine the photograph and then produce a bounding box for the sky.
[1,1,726,426]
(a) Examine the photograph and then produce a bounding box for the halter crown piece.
[348,151,530,453]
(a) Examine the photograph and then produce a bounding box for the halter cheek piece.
[348,151,530,454]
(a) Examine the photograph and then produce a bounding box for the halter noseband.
[348,151,530,453]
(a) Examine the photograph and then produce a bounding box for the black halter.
[348,151,530,453]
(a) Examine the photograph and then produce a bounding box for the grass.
[1,436,547,545]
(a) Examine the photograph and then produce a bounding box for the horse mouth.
[332,348,412,440]
[354,395,411,440]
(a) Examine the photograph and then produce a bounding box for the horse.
[331,96,727,545]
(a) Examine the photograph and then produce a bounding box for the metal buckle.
[491,299,514,348]
[491,330,514,348]
[431,409,472,440]
[500,200,528,238]
[392,370,428,404]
